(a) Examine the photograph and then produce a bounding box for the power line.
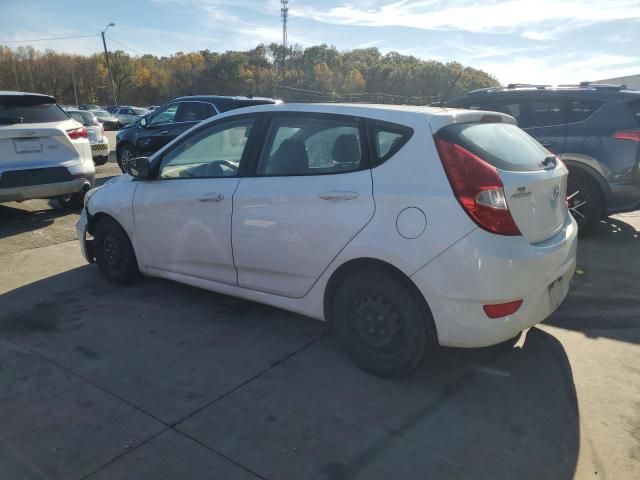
[105,36,145,56]
[0,34,98,43]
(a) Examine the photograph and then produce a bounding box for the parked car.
[67,109,110,165]
[105,105,127,113]
[112,106,148,126]
[447,82,640,233]
[78,103,577,376]
[92,109,121,131]
[78,104,101,111]
[115,95,279,171]
[0,92,94,208]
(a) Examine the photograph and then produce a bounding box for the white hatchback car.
[67,109,110,165]
[77,103,577,376]
[1,92,95,208]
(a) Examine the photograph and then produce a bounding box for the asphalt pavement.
[1,132,639,479]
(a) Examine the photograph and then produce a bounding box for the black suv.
[116,95,279,172]
[447,83,640,233]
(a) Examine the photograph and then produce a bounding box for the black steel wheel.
[94,217,139,285]
[332,269,436,377]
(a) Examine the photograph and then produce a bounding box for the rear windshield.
[437,122,549,172]
[69,111,95,125]
[629,100,640,126]
[0,96,69,124]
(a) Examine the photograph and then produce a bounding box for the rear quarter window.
[367,120,414,167]
[437,122,549,172]
[629,99,640,126]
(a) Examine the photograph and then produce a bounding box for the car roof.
[171,95,278,103]
[457,84,640,102]
[200,102,516,132]
[0,91,56,102]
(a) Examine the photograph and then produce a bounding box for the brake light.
[483,300,523,318]
[435,137,520,236]
[67,126,87,140]
[613,130,640,142]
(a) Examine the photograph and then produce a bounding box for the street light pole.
[101,23,117,105]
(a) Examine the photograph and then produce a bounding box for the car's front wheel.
[332,269,436,377]
[57,192,85,210]
[94,217,139,285]
[117,145,136,173]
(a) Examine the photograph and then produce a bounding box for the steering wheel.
[213,160,238,173]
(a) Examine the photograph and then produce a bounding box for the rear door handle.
[319,191,359,201]
[160,130,170,135]
[197,192,224,202]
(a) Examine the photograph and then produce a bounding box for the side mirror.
[139,117,147,128]
[128,157,151,179]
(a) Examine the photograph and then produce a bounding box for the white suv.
[77,103,577,376]
[0,92,95,208]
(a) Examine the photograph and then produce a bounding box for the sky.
[1,0,639,85]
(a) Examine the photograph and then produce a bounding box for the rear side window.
[0,96,69,124]
[367,120,413,167]
[529,100,564,127]
[629,100,640,126]
[437,122,549,172]
[568,99,603,123]
[175,102,216,122]
[257,115,363,176]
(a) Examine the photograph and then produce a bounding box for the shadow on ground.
[1,263,579,480]
[548,217,640,344]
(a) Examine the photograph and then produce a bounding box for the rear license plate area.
[14,138,42,153]
[548,276,564,309]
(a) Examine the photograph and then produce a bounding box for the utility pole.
[280,0,288,84]
[101,22,118,105]
[71,70,79,106]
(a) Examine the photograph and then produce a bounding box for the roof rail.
[506,83,551,90]
[578,81,627,91]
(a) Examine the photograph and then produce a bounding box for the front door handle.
[319,191,359,201]
[197,192,224,202]
[539,140,557,147]
[160,130,170,135]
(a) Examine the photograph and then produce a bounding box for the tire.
[567,171,603,235]
[57,191,85,210]
[332,269,436,377]
[117,145,136,173]
[94,217,139,285]
[94,155,109,166]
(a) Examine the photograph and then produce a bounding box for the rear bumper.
[0,177,94,202]
[90,139,110,158]
[411,215,578,347]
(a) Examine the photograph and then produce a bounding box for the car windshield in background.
[133,108,148,116]
[69,111,95,125]
[0,96,69,124]
[437,122,549,172]
[93,110,112,119]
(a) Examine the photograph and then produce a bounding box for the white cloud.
[293,0,640,37]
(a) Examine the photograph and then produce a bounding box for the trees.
[0,43,499,105]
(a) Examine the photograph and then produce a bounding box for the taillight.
[435,137,520,236]
[483,300,523,318]
[612,130,640,142]
[67,126,87,140]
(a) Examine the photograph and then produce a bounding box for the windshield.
[0,96,69,124]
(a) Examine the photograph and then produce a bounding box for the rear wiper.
[0,116,24,125]
[542,155,557,168]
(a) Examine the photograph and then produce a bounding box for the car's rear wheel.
[94,217,139,285]
[94,155,109,166]
[332,269,436,377]
[567,171,603,235]
[117,145,136,173]
[57,191,85,210]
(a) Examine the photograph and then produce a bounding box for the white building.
[595,74,640,90]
